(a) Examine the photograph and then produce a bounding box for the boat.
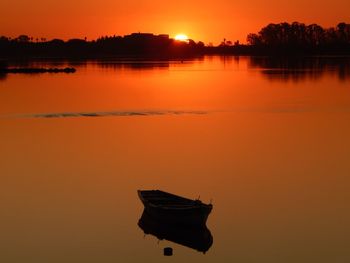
[137,190,212,226]
[138,210,213,253]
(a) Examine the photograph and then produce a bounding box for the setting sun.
[175,34,189,42]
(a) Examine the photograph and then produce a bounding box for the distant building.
[158,34,170,40]
[125,33,169,41]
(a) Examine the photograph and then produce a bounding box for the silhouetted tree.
[247,21,350,54]
[17,35,30,43]
[247,33,261,45]
[305,24,323,46]
[0,36,9,42]
[197,41,205,48]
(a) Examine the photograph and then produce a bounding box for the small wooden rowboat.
[137,190,212,226]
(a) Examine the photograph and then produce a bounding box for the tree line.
[246,22,350,51]
[0,22,350,59]
[0,33,205,59]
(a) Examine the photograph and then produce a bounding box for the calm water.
[1,56,350,262]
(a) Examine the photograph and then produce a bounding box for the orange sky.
[1,0,349,44]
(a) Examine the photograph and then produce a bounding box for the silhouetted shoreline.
[1,22,350,60]
[0,67,76,74]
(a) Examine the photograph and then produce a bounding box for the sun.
[175,34,189,42]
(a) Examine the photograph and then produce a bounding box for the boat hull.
[138,190,212,226]
[142,204,211,226]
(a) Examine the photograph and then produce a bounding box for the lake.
[1,56,350,262]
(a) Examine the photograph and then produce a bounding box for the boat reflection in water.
[137,190,213,254]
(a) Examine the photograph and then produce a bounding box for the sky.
[1,0,349,44]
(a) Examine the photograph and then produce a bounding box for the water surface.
[1,56,350,262]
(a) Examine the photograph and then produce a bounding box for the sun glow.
[175,34,189,42]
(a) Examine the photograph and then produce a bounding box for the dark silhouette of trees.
[0,23,349,59]
[246,22,350,54]
[247,33,261,46]
[0,33,206,59]
[17,35,30,43]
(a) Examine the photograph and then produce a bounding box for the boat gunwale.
[138,190,212,210]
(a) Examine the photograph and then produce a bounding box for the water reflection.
[62,60,175,70]
[2,57,207,71]
[249,56,350,82]
[138,210,213,253]
[0,56,350,263]
[0,73,6,81]
[218,55,240,66]
[3,60,171,71]
[27,110,207,118]
[87,58,205,70]
[94,61,171,71]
